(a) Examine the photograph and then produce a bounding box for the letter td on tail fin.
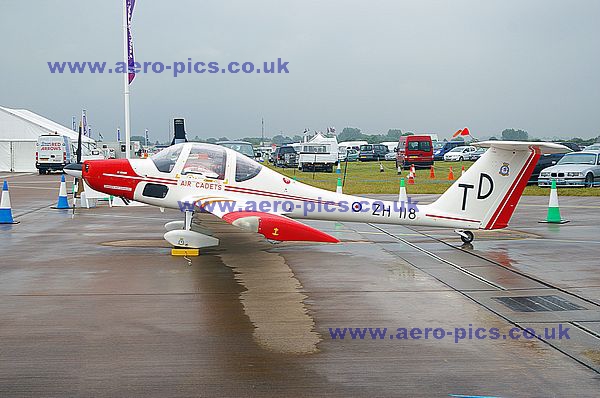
[429,141,569,230]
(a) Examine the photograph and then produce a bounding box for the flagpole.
[122,0,131,159]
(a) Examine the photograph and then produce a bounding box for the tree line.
[149,127,600,146]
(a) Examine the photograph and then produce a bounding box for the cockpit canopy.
[150,143,262,182]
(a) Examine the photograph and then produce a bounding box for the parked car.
[216,141,256,160]
[538,151,600,187]
[528,142,580,184]
[470,147,487,161]
[530,154,563,184]
[359,144,388,161]
[339,148,359,162]
[584,143,600,151]
[443,146,477,161]
[434,141,465,161]
[273,145,298,168]
[384,151,396,161]
[556,142,583,152]
[395,135,434,168]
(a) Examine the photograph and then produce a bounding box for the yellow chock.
[171,248,200,256]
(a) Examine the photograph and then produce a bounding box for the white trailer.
[298,133,339,172]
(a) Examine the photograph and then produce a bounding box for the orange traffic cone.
[448,167,454,180]
[407,170,415,185]
[411,164,416,175]
[461,165,465,176]
[429,165,435,179]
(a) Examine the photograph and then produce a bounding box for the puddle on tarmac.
[471,229,540,241]
[219,250,321,355]
[582,349,600,365]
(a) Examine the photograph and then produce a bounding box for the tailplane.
[429,141,569,230]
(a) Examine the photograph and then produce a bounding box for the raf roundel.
[351,202,362,212]
[499,162,510,177]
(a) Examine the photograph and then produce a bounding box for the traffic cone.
[429,165,435,179]
[539,180,569,224]
[398,177,408,204]
[407,170,415,185]
[0,181,18,224]
[397,165,402,175]
[461,165,465,176]
[336,163,341,174]
[379,163,384,173]
[336,176,343,194]
[448,167,454,180]
[54,175,71,209]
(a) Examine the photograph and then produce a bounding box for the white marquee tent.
[0,106,94,172]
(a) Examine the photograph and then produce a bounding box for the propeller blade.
[64,163,83,178]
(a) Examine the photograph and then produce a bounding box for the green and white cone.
[398,177,408,204]
[336,176,343,194]
[540,179,569,224]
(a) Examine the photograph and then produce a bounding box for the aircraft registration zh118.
[65,141,568,249]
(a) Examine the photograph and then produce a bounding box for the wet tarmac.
[1,173,599,397]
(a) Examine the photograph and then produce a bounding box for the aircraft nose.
[64,163,82,178]
[82,159,140,200]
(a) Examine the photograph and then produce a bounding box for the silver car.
[538,151,600,187]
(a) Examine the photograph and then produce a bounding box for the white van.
[338,140,368,152]
[36,133,103,174]
[36,133,73,174]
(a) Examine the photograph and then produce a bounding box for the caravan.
[298,133,339,172]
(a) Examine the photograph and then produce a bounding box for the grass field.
[265,160,600,196]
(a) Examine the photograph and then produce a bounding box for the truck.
[36,133,103,174]
[297,133,339,172]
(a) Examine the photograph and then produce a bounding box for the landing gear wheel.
[460,230,474,244]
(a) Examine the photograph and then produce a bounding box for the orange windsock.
[452,127,470,138]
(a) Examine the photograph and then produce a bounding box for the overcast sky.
[1,0,599,141]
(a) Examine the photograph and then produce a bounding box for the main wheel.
[585,173,594,188]
[460,230,474,244]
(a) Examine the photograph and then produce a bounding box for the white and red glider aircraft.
[65,141,567,249]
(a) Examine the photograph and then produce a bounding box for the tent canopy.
[0,106,94,143]
[0,106,95,172]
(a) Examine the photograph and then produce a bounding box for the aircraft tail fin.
[429,141,569,230]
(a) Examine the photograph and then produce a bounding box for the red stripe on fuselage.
[484,148,540,229]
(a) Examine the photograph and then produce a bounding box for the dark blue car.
[433,141,466,161]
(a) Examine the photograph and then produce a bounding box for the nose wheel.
[454,229,474,244]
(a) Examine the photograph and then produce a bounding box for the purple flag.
[127,0,136,84]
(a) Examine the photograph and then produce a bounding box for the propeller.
[64,162,83,178]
